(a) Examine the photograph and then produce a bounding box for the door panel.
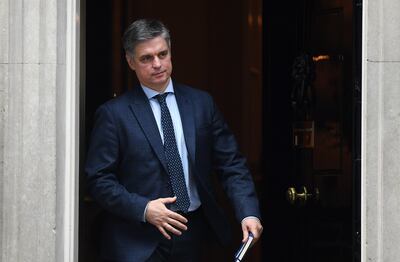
[262,0,359,261]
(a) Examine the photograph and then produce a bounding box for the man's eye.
[158,51,168,59]
[140,56,153,63]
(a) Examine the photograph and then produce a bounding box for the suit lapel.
[128,87,168,172]
[174,83,196,166]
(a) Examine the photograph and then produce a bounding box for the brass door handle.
[286,186,319,206]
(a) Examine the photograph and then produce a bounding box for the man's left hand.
[241,217,263,243]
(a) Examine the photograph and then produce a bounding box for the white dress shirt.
[141,79,260,226]
[141,79,201,212]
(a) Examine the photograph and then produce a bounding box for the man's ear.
[125,54,136,71]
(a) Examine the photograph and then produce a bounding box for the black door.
[261,0,361,261]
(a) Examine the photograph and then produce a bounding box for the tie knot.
[155,93,169,104]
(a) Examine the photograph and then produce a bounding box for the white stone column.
[363,0,400,261]
[0,0,80,261]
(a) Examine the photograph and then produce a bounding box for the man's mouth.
[153,71,166,77]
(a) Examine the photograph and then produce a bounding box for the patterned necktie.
[155,93,190,212]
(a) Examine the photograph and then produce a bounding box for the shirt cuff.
[241,216,260,225]
[143,201,150,222]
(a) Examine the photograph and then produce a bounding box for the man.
[86,19,263,262]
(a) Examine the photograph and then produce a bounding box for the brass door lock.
[286,186,319,206]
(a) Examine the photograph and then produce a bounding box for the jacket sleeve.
[209,97,261,222]
[85,104,149,222]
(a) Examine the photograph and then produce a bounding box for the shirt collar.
[141,79,174,100]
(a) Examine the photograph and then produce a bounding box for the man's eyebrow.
[139,54,152,59]
[138,50,168,59]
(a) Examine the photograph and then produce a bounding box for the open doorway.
[80,0,361,261]
[80,0,262,261]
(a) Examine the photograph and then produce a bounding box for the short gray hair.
[122,19,171,56]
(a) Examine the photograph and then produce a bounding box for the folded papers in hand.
[234,232,254,262]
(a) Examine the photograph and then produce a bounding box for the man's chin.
[153,73,168,81]
[153,77,170,85]
[145,79,170,92]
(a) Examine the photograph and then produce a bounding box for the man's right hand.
[145,196,188,240]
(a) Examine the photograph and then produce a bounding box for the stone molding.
[362,0,400,261]
[0,0,80,261]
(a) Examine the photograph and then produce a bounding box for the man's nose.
[152,57,161,68]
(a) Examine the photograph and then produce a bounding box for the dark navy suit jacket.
[85,82,261,261]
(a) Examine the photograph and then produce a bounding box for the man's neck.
[143,79,171,93]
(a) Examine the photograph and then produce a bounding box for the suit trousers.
[146,207,208,262]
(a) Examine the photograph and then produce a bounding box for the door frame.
[62,1,373,261]
[57,0,81,261]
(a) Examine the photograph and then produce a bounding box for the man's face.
[126,36,172,92]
